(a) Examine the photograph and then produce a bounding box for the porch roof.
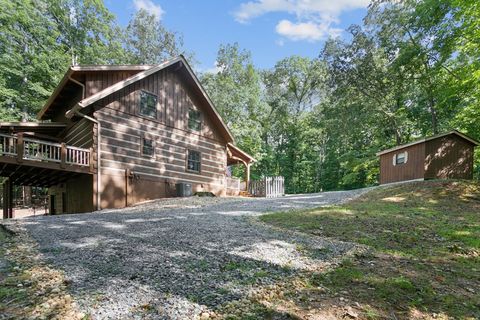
[227,143,256,166]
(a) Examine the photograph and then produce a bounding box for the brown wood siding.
[85,70,139,98]
[89,67,230,208]
[49,174,93,213]
[63,118,93,148]
[380,143,425,184]
[424,135,474,179]
[92,67,225,142]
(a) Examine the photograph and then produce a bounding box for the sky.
[104,0,370,71]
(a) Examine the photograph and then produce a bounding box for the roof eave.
[376,130,480,156]
[37,67,75,120]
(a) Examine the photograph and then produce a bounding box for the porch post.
[245,162,251,190]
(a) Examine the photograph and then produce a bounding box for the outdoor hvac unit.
[176,182,192,197]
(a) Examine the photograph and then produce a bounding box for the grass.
[260,180,480,319]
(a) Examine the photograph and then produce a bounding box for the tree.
[125,9,189,64]
[0,0,68,120]
[201,43,267,179]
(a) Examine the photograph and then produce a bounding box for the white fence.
[249,176,285,198]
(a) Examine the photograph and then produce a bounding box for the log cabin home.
[377,130,479,184]
[1,56,255,217]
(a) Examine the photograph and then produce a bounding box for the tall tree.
[0,0,68,120]
[125,9,189,64]
[201,43,267,179]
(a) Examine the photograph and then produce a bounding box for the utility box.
[176,182,192,197]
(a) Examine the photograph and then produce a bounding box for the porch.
[0,131,93,218]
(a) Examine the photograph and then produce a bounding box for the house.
[1,56,255,218]
[376,130,479,185]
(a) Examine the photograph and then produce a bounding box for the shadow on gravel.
[19,195,361,318]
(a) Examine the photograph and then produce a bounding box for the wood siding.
[379,143,425,184]
[85,70,139,98]
[63,118,93,148]
[92,67,228,208]
[424,135,474,179]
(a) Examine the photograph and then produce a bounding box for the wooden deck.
[0,133,93,187]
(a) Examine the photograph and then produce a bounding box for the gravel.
[18,189,370,319]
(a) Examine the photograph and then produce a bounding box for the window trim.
[140,134,156,158]
[138,90,158,120]
[188,108,202,132]
[394,151,408,165]
[186,149,201,174]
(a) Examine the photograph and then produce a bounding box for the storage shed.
[377,130,479,184]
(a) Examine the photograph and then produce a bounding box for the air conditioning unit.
[176,182,192,197]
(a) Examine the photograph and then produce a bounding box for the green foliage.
[1,0,479,190]
[124,9,191,64]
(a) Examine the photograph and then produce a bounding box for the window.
[187,150,201,173]
[394,151,408,165]
[141,137,155,157]
[188,108,201,131]
[139,91,157,119]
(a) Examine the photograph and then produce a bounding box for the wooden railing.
[0,133,90,167]
[249,176,285,198]
[0,134,17,156]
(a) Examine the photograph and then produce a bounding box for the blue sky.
[104,0,369,71]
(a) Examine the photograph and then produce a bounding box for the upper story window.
[394,151,408,165]
[141,137,155,157]
[188,108,201,131]
[139,91,157,119]
[187,149,201,173]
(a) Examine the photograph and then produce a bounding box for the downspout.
[67,78,101,210]
[74,111,101,211]
[69,77,85,99]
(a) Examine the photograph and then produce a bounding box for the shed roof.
[376,130,479,156]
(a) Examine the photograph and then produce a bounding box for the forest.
[1,0,479,193]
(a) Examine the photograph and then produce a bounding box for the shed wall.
[380,143,425,184]
[424,135,474,179]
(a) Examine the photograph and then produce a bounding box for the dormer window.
[139,91,157,119]
[188,108,201,131]
[393,151,408,165]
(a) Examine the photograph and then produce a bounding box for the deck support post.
[3,178,13,219]
[2,180,7,219]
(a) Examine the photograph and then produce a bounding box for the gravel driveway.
[19,189,369,319]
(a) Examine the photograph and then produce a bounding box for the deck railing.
[0,134,17,156]
[24,138,62,163]
[0,133,90,167]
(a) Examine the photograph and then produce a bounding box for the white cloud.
[276,19,341,41]
[202,61,225,74]
[133,0,165,20]
[234,0,370,42]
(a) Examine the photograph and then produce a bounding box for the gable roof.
[37,65,155,120]
[227,143,256,165]
[64,56,235,143]
[376,130,480,156]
